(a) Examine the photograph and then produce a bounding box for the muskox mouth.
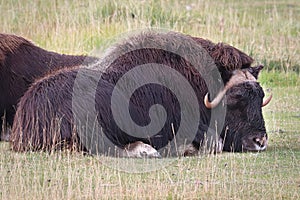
[242,135,268,152]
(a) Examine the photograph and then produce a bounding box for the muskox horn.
[204,89,227,109]
[262,93,272,107]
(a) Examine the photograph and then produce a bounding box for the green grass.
[0,0,300,199]
[259,71,300,87]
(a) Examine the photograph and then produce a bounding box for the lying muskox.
[10,31,272,156]
[98,31,272,153]
[0,33,98,140]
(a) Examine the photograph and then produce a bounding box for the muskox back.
[100,32,253,84]
[0,33,98,139]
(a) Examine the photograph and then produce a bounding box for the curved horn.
[204,89,227,109]
[262,93,272,107]
[204,69,258,109]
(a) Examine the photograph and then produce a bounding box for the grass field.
[0,0,299,199]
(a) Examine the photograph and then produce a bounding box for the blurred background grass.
[1,0,299,75]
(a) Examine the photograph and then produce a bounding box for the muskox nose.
[253,135,268,149]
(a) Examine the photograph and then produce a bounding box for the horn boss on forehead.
[204,70,260,109]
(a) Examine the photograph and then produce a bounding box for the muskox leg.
[120,141,161,158]
[180,138,223,156]
[180,127,224,156]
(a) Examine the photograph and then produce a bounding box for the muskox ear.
[247,65,264,79]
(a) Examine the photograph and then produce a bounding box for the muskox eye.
[234,94,244,99]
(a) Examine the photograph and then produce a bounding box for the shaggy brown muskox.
[10,31,272,156]
[0,33,98,140]
[97,31,271,153]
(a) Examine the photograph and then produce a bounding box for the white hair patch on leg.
[121,141,161,158]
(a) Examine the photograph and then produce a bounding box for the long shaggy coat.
[10,31,257,154]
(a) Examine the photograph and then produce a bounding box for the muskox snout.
[242,134,268,152]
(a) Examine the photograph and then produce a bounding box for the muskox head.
[204,65,272,152]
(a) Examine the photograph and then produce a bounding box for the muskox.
[0,33,98,140]
[10,31,272,156]
[98,31,272,153]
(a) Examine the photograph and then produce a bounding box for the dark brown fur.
[0,33,98,139]
[10,67,80,151]
[101,31,253,86]
[10,67,128,152]
[10,31,264,154]
[191,36,253,70]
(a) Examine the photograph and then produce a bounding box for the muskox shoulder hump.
[0,33,33,55]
